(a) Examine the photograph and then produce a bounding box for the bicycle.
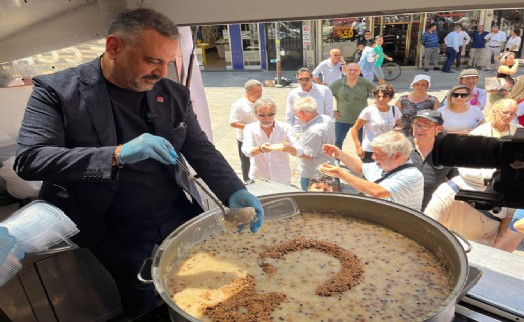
[351,48,362,63]
[381,62,401,81]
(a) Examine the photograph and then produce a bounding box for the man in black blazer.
[14,8,263,319]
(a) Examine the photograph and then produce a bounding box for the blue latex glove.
[0,226,18,265]
[119,133,178,165]
[228,189,264,233]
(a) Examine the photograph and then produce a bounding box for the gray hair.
[293,96,317,113]
[296,67,313,77]
[244,79,262,91]
[253,98,277,114]
[487,98,517,122]
[371,131,413,157]
[107,8,180,43]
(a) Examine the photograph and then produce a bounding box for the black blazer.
[15,58,244,247]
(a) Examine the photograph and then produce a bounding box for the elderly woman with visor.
[395,74,439,136]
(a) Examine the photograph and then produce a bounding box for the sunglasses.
[451,92,469,98]
[257,113,275,117]
[298,77,311,82]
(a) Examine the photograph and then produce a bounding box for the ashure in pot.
[149,193,468,322]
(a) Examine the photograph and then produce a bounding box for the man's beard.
[130,74,161,91]
[260,121,274,128]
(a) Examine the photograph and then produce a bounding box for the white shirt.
[298,114,335,178]
[241,121,298,185]
[506,36,522,51]
[286,83,334,131]
[444,31,462,52]
[485,30,507,47]
[362,160,424,211]
[229,97,258,141]
[457,30,471,46]
[358,104,401,152]
[458,121,521,188]
[312,59,343,85]
[438,105,485,133]
[424,175,507,246]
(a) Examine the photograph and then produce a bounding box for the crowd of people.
[230,30,524,255]
[1,10,523,319]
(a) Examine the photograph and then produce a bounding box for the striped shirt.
[421,31,439,48]
[362,160,424,211]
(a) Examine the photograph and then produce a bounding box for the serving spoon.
[177,162,256,231]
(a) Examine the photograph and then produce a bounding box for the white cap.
[410,74,431,89]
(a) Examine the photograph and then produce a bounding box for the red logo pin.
[156,96,164,103]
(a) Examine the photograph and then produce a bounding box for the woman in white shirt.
[505,29,522,54]
[350,85,401,162]
[438,85,484,134]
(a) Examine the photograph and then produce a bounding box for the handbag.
[485,75,512,94]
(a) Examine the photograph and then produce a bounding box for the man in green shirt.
[329,63,376,150]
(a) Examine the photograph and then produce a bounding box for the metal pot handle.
[451,231,472,253]
[137,257,154,284]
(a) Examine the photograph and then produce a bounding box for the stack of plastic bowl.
[0,200,79,286]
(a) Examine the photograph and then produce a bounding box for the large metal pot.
[149,193,469,322]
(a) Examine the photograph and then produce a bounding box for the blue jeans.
[300,177,310,191]
[443,47,457,72]
[335,122,363,150]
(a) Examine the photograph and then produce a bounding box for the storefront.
[198,8,523,71]
[318,8,523,68]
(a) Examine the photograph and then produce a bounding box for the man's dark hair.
[428,23,437,29]
[514,29,521,37]
[308,173,341,192]
[108,8,180,43]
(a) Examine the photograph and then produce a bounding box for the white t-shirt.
[506,36,522,51]
[438,105,484,133]
[358,104,401,152]
[229,97,257,141]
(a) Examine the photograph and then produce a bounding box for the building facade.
[197,8,523,71]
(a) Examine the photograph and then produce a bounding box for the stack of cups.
[0,200,79,286]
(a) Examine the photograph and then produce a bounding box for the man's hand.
[356,146,365,159]
[319,163,344,179]
[0,227,21,265]
[119,133,178,165]
[259,142,272,153]
[228,189,264,233]
[333,111,342,120]
[322,144,342,159]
